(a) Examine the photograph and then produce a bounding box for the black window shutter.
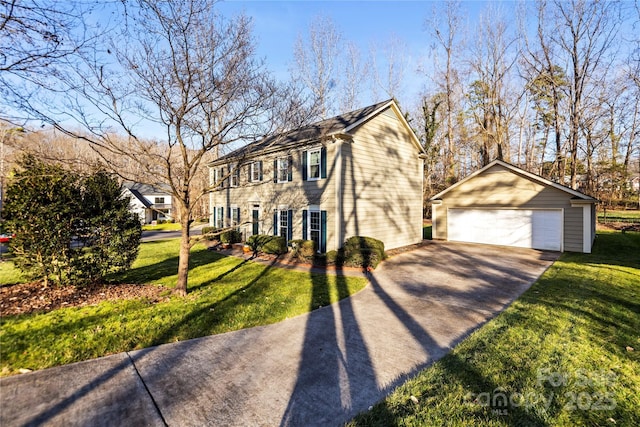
[273,210,278,236]
[273,159,278,183]
[302,151,308,181]
[227,206,231,222]
[287,210,293,241]
[302,210,308,240]
[258,160,263,181]
[287,155,293,181]
[212,207,216,228]
[320,210,327,253]
[247,164,251,182]
[320,147,327,179]
[220,167,226,187]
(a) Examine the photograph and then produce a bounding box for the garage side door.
[447,209,562,251]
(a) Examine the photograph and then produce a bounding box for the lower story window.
[309,210,320,249]
[279,209,288,240]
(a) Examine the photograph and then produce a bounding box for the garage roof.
[430,159,596,201]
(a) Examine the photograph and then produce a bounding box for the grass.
[0,239,368,376]
[141,222,182,231]
[598,209,640,223]
[349,230,640,426]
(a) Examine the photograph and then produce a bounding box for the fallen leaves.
[1,281,168,317]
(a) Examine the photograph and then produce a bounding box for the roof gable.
[431,159,596,201]
[210,99,423,165]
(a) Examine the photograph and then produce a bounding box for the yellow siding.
[340,108,423,250]
[209,143,337,245]
[209,105,423,252]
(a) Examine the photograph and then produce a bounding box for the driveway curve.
[0,241,558,427]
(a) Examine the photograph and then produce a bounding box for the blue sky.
[216,0,494,108]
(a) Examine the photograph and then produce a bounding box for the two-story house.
[123,183,173,224]
[208,99,425,252]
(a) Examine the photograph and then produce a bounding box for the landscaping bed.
[0,281,169,317]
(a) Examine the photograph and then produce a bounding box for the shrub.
[4,156,141,286]
[333,236,386,269]
[290,239,316,260]
[247,234,287,255]
[220,229,242,244]
[201,226,217,235]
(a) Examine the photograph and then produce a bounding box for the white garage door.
[447,209,562,251]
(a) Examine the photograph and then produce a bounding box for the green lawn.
[141,222,182,231]
[0,239,368,376]
[349,230,640,426]
[598,209,640,223]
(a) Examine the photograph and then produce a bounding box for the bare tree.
[427,0,465,184]
[292,14,341,119]
[466,7,519,165]
[521,0,571,182]
[341,41,368,112]
[552,0,621,189]
[369,33,408,101]
[0,0,100,122]
[11,0,279,295]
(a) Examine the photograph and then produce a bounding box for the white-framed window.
[216,206,224,228]
[230,167,239,187]
[230,206,240,227]
[309,210,321,249]
[277,157,290,183]
[307,149,321,180]
[250,161,262,182]
[209,168,216,187]
[279,209,288,239]
[154,197,165,204]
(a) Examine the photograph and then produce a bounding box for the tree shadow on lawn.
[107,245,227,286]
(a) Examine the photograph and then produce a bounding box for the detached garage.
[431,160,596,253]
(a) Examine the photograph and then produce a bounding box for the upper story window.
[250,161,262,182]
[275,156,292,183]
[230,167,240,187]
[308,149,321,180]
[154,197,165,204]
[302,147,326,181]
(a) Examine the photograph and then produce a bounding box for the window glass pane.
[251,162,260,181]
[309,150,320,178]
[279,210,288,238]
[309,211,320,248]
[278,158,288,182]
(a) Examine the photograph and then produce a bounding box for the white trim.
[276,157,290,183]
[250,161,262,182]
[431,204,438,239]
[306,148,321,181]
[431,159,596,201]
[335,138,343,250]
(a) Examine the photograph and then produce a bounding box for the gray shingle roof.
[211,99,393,165]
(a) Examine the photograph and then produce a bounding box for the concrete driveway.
[0,241,557,427]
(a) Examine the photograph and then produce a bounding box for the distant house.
[208,99,425,253]
[123,183,173,224]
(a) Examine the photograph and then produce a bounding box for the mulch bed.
[0,281,169,317]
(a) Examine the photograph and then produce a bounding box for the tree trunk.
[174,210,191,296]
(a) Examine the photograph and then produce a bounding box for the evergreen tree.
[3,156,141,285]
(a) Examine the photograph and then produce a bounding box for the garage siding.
[434,164,585,251]
[564,207,583,252]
